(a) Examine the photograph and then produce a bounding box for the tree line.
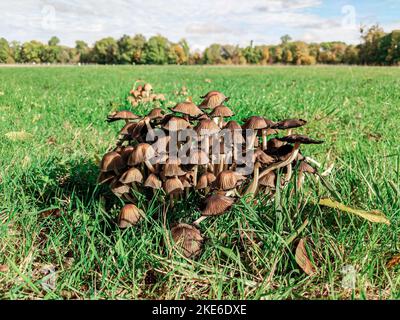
[0,25,399,66]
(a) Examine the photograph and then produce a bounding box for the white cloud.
[0,0,396,48]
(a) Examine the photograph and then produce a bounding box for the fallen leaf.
[5,131,33,141]
[295,238,316,276]
[387,254,400,270]
[204,78,212,83]
[319,198,390,225]
[40,264,57,291]
[40,208,61,218]
[0,264,9,272]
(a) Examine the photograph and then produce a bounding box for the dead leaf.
[41,208,61,218]
[40,264,57,291]
[295,238,316,276]
[319,198,390,225]
[5,131,33,141]
[0,264,9,272]
[387,254,400,270]
[204,78,212,83]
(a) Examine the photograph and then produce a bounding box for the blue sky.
[0,0,399,49]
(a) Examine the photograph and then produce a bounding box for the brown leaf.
[295,238,316,276]
[41,208,61,218]
[387,254,400,270]
[0,264,9,272]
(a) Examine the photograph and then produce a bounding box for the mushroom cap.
[277,134,324,145]
[143,83,153,92]
[259,171,276,188]
[164,159,187,177]
[118,204,143,228]
[199,91,229,109]
[273,119,307,130]
[144,173,162,189]
[189,149,209,165]
[210,105,234,118]
[171,223,203,258]
[224,120,242,131]
[171,102,203,117]
[195,119,220,136]
[110,181,130,196]
[263,118,276,128]
[200,91,221,99]
[119,145,135,162]
[162,116,191,131]
[201,194,235,216]
[242,116,267,130]
[119,122,136,136]
[254,149,275,165]
[164,176,184,194]
[215,170,238,191]
[179,176,192,188]
[119,167,143,184]
[107,110,140,122]
[267,138,285,149]
[196,172,216,189]
[128,143,155,166]
[147,108,165,120]
[299,161,317,174]
[100,151,125,173]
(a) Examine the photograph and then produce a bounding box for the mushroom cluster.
[127,82,166,107]
[99,89,323,258]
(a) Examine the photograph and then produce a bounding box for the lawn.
[0,65,399,300]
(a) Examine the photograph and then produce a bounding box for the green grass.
[0,65,399,300]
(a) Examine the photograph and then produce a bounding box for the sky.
[1,0,399,50]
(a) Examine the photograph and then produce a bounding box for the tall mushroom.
[242,116,267,150]
[199,91,229,109]
[209,105,234,128]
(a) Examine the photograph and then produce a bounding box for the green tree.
[92,37,119,64]
[0,38,12,63]
[144,35,170,64]
[20,40,45,63]
[48,36,60,46]
[75,40,90,63]
[203,44,224,64]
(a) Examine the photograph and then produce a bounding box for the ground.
[0,65,399,299]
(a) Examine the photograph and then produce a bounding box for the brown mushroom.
[201,194,235,216]
[199,91,229,109]
[100,151,125,175]
[107,110,140,123]
[215,170,238,191]
[128,143,156,173]
[171,223,203,258]
[118,204,143,228]
[242,116,267,149]
[170,102,203,120]
[273,119,307,135]
[210,105,234,128]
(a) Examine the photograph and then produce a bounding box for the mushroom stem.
[258,143,300,181]
[132,182,139,192]
[262,129,268,150]
[169,194,175,208]
[244,163,261,196]
[193,215,207,226]
[144,160,156,173]
[218,154,225,174]
[193,165,198,187]
[285,163,293,183]
[249,133,257,150]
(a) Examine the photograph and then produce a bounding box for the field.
[0,65,399,300]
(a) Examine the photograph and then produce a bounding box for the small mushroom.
[195,119,220,153]
[128,143,156,173]
[144,173,162,190]
[201,194,235,216]
[210,105,234,128]
[215,170,238,191]
[162,116,191,132]
[273,119,307,135]
[147,108,165,121]
[199,91,229,109]
[242,116,267,149]
[119,167,143,191]
[170,102,203,120]
[100,151,125,175]
[171,223,203,258]
[107,110,140,123]
[118,204,143,228]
